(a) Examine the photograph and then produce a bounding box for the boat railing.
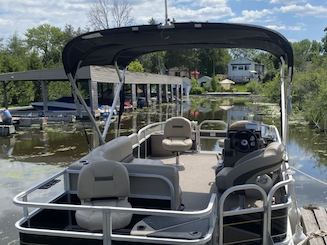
[136,120,229,156]
[13,168,218,245]
[218,169,293,245]
[198,120,227,139]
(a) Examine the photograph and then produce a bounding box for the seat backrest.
[123,162,181,210]
[217,142,284,191]
[78,160,130,200]
[90,136,133,163]
[164,117,192,139]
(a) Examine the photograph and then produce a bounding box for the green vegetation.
[127,60,144,72]
[245,80,262,95]
[0,24,85,106]
[190,78,204,95]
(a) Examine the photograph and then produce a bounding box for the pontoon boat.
[13,22,298,245]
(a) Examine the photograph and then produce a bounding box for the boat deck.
[151,152,218,210]
[301,206,327,245]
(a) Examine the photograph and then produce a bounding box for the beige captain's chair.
[216,142,284,192]
[162,117,193,170]
[76,160,132,231]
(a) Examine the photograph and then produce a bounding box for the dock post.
[165,84,169,103]
[158,84,162,104]
[170,84,174,102]
[132,84,137,109]
[89,79,99,118]
[40,80,48,116]
[147,84,151,106]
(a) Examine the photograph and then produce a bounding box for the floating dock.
[0,125,15,136]
[301,206,327,245]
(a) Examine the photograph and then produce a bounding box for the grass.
[233,84,248,92]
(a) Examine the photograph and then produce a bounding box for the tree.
[198,49,230,76]
[88,0,133,30]
[322,27,327,54]
[25,24,65,67]
[292,39,322,71]
[127,60,144,72]
[148,18,157,25]
[164,49,199,76]
[63,24,85,44]
[230,48,258,60]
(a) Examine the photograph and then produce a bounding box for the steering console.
[232,130,258,153]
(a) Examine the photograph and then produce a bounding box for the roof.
[62,22,294,77]
[198,76,212,83]
[229,57,254,64]
[0,66,182,85]
[220,79,235,84]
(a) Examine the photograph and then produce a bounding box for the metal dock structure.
[0,66,184,118]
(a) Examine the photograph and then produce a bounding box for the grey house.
[227,57,264,83]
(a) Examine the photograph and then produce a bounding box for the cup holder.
[137,225,146,231]
[189,231,200,236]
[80,160,89,165]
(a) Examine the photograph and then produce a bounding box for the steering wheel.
[232,130,258,153]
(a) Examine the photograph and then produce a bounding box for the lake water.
[0,96,326,244]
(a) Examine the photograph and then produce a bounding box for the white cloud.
[280,3,327,17]
[229,9,274,23]
[0,0,234,39]
[265,24,305,31]
[270,0,305,4]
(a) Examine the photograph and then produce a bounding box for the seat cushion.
[76,198,132,231]
[162,138,193,152]
[130,158,164,165]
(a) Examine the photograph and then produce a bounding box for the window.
[245,65,250,70]
[232,65,237,71]
[238,65,244,70]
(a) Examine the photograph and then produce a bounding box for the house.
[198,76,212,88]
[227,57,264,83]
[168,67,189,77]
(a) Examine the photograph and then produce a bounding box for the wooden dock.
[301,206,327,245]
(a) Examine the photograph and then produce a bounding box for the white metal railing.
[198,120,227,139]
[137,122,165,158]
[218,170,293,245]
[13,168,217,245]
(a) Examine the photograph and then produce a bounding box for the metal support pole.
[170,84,174,102]
[132,83,137,108]
[280,57,287,146]
[102,210,112,245]
[180,84,183,116]
[88,79,99,118]
[71,80,82,117]
[176,84,179,101]
[165,84,169,103]
[102,63,126,140]
[40,80,48,115]
[147,84,151,106]
[158,84,162,104]
[164,0,168,25]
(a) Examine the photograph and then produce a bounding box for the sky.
[0,0,326,42]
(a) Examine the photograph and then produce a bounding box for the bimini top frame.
[62,22,294,145]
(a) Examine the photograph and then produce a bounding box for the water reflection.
[1,97,327,243]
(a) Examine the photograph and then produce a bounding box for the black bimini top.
[62,22,294,77]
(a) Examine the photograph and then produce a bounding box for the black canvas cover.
[62,22,294,77]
